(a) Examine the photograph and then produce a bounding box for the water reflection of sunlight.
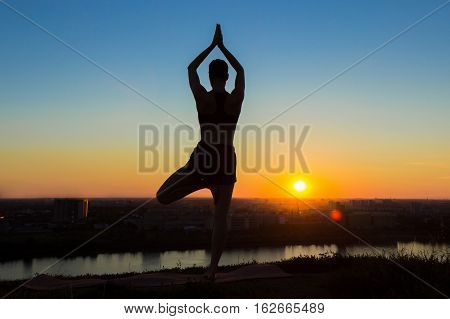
[160,250,209,269]
[284,244,339,259]
[397,242,449,258]
[0,241,448,281]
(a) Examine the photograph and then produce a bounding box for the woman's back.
[197,90,240,145]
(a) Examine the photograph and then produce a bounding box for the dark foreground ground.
[1,254,448,298]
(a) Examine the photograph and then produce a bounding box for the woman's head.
[209,59,229,87]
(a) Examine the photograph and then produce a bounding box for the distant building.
[347,212,372,229]
[53,199,89,223]
[347,199,404,213]
[228,212,261,231]
[0,216,11,233]
[372,212,397,228]
[143,208,212,231]
[346,211,397,229]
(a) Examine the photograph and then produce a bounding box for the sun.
[294,180,307,192]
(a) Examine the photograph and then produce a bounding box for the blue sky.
[1,0,449,198]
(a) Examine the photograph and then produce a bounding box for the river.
[0,241,448,281]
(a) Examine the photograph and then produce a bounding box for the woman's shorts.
[183,140,237,185]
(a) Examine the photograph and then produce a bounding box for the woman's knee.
[156,185,173,205]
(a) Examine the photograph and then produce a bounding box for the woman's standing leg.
[205,184,234,279]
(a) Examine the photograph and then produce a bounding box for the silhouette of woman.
[156,24,245,280]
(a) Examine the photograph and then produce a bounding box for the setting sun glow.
[294,180,307,192]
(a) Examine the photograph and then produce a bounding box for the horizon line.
[1,196,450,201]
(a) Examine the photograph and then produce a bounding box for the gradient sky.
[1,0,449,198]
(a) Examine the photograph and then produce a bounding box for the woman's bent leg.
[156,167,205,205]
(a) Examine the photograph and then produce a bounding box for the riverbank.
[1,254,448,298]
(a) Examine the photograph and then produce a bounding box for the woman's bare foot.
[202,268,217,282]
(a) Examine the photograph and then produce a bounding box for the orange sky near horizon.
[1,140,449,199]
